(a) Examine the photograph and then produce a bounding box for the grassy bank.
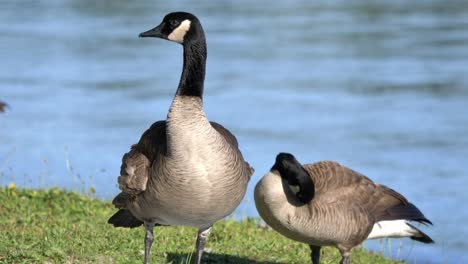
[0,186,399,263]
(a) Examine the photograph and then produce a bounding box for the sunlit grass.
[0,186,401,263]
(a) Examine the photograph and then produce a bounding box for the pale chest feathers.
[255,172,298,225]
[255,172,339,245]
[165,96,236,179]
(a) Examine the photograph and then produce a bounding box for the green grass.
[0,186,400,263]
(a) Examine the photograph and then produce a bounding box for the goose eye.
[170,20,179,28]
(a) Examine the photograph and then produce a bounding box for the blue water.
[1,1,467,263]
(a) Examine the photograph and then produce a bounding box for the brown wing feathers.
[211,121,254,177]
[117,146,151,195]
[369,183,432,225]
[134,121,167,159]
[383,203,432,225]
[210,121,238,148]
[307,161,431,225]
[108,121,166,227]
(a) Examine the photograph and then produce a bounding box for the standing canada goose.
[108,12,253,264]
[254,153,433,264]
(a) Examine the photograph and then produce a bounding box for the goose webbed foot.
[309,245,321,264]
[195,226,212,264]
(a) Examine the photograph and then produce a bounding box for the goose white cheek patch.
[168,20,191,43]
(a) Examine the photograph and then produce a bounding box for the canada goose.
[254,153,433,264]
[108,12,253,264]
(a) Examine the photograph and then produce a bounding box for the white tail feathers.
[367,220,423,240]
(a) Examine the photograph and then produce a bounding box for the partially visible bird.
[0,101,7,113]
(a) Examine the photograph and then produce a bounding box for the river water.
[1,1,467,263]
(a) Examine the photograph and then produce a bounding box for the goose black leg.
[144,222,156,264]
[340,256,350,264]
[195,226,212,264]
[338,248,351,264]
[309,245,321,264]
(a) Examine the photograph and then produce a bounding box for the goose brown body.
[255,154,433,264]
[107,12,253,264]
[114,98,252,228]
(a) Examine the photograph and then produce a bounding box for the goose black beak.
[139,24,164,38]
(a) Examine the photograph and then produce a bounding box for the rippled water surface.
[1,1,467,263]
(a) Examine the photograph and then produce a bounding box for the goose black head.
[139,12,203,45]
[272,152,315,204]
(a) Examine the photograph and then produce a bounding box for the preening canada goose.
[254,153,433,264]
[108,12,253,264]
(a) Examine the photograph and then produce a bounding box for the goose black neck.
[176,32,207,98]
[273,153,315,203]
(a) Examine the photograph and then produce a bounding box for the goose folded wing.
[305,162,431,225]
[348,178,432,225]
[112,121,167,208]
[210,121,254,177]
[210,121,239,148]
[117,146,151,195]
